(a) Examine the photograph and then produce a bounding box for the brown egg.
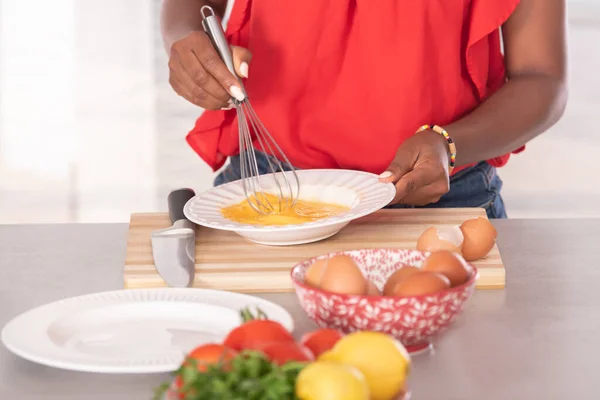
[305,259,328,288]
[421,250,471,287]
[383,266,421,296]
[460,217,497,261]
[391,271,450,296]
[417,226,464,254]
[319,255,367,295]
[366,280,382,296]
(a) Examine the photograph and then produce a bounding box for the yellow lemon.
[316,350,336,362]
[317,331,411,400]
[295,361,370,400]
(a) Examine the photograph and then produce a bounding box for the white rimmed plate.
[184,169,396,245]
[1,288,293,374]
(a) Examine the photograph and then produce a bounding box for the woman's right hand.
[168,31,252,110]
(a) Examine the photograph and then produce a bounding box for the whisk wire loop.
[236,100,300,215]
[202,6,300,215]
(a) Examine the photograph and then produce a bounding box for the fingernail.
[239,62,249,78]
[230,86,245,102]
[379,171,393,179]
[220,105,234,111]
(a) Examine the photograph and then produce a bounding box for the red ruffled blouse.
[186,0,523,175]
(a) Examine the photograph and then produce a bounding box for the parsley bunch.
[154,351,306,400]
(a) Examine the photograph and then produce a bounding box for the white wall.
[499,1,600,218]
[0,0,75,222]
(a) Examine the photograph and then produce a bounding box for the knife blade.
[151,188,196,288]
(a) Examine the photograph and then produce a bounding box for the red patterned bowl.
[290,248,478,354]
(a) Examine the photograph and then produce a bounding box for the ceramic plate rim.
[1,288,294,374]
[183,169,396,232]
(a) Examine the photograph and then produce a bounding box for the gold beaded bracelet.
[416,124,457,173]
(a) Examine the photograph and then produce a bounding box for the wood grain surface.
[124,208,505,291]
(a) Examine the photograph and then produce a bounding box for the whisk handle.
[200,6,238,80]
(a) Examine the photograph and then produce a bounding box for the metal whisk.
[201,6,300,215]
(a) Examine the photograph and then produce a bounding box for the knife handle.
[167,188,196,223]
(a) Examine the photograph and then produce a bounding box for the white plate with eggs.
[184,169,396,246]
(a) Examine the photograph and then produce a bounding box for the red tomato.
[223,320,295,351]
[174,344,238,398]
[256,341,314,365]
[300,328,343,358]
[186,343,238,371]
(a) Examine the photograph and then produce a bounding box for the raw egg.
[319,255,367,295]
[366,280,382,296]
[460,217,497,261]
[221,193,350,226]
[421,250,471,287]
[383,266,421,296]
[305,259,328,288]
[391,271,451,297]
[417,226,464,254]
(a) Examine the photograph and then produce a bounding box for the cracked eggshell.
[416,226,464,254]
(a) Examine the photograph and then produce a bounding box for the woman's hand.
[168,31,252,110]
[379,130,451,206]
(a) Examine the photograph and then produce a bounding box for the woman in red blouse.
[161,0,567,219]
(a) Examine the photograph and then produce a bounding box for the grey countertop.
[1,219,599,400]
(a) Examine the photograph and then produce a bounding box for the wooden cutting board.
[124,208,505,291]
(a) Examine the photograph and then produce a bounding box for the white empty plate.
[1,288,293,373]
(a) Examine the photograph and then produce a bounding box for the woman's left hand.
[379,130,451,206]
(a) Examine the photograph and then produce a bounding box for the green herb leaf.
[239,306,269,322]
[155,351,305,400]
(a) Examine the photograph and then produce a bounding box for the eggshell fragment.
[417,226,464,254]
[319,255,368,295]
[305,259,328,288]
[422,250,472,287]
[460,217,497,261]
[383,266,421,296]
[391,271,451,297]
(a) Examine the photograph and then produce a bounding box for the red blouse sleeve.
[465,0,520,100]
[465,0,524,166]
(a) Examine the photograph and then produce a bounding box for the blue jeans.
[214,153,507,219]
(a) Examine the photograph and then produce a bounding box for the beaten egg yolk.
[221,193,350,226]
